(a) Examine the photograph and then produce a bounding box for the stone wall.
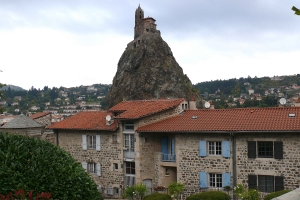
[57,129,123,199]
[236,132,300,189]
[33,114,52,126]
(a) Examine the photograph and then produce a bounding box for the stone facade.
[56,129,123,198]
[33,114,52,126]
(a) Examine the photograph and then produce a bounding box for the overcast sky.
[0,0,299,90]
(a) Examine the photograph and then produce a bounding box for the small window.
[107,187,113,195]
[208,142,222,155]
[209,173,222,188]
[112,135,118,143]
[124,122,134,131]
[146,29,149,32]
[258,142,273,158]
[87,135,96,149]
[87,162,96,174]
[113,163,118,171]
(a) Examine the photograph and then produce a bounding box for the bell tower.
[134,5,144,39]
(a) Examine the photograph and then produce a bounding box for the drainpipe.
[231,132,236,200]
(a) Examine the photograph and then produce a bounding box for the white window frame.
[87,135,96,149]
[208,141,222,155]
[209,173,222,188]
[124,134,134,151]
[107,187,113,195]
[87,162,96,174]
[113,163,118,171]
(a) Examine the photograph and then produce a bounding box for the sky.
[0,0,299,90]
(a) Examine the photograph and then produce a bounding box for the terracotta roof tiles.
[137,107,300,132]
[109,99,184,119]
[30,112,51,119]
[48,111,118,131]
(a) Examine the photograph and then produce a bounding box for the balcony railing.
[162,153,176,162]
[124,148,135,159]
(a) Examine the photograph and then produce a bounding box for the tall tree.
[292,6,300,15]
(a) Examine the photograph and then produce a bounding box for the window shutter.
[81,162,87,172]
[96,163,101,176]
[274,141,283,159]
[199,171,207,188]
[162,137,168,154]
[199,140,206,157]
[171,138,175,155]
[82,135,87,150]
[248,175,257,189]
[248,141,256,158]
[222,141,230,158]
[96,135,101,151]
[222,173,231,187]
[275,176,284,191]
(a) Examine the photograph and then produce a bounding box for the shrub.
[168,182,184,200]
[0,133,103,200]
[263,190,290,200]
[186,191,231,200]
[143,193,172,200]
[123,183,148,200]
[234,183,260,200]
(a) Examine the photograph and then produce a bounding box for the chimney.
[189,96,197,110]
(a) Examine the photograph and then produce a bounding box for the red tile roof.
[48,111,118,131]
[30,112,51,119]
[137,107,300,132]
[109,99,184,119]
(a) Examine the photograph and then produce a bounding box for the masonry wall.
[33,114,52,126]
[236,132,300,190]
[57,129,123,198]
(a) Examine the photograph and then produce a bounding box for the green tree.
[292,6,300,15]
[122,183,148,200]
[0,133,103,200]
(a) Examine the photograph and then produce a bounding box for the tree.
[0,133,103,200]
[0,83,5,113]
[292,6,300,15]
[168,182,185,200]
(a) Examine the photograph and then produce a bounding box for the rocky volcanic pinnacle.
[107,6,194,108]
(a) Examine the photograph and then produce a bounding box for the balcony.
[124,148,135,159]
[162,153,176,162]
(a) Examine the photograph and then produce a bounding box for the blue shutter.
[199,140,206,157]
[222,141,230,158]
[222,173,231,187]
[199,171,207,188]
[162,137,168,154]
[171,138,175,155]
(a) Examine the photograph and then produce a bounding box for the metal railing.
[162,153,176,162]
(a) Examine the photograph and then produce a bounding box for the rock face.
[107,6,193,108]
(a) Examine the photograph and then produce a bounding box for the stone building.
[49,98,300,199]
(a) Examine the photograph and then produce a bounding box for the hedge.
[143,193,172,200]
[263,190,290,200]
[186,191,231,200]
[0,132,103,199]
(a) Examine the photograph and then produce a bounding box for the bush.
[186,191,231,200]
[0,133,103,200]
[123,183,148,200]
[168,182,184,200]
[263,190,290,200]
[143,193,172,200]
[234,183,260,200]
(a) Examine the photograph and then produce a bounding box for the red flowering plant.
[154,185,166,191]
[0,189,51,200]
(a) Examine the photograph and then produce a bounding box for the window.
[114,187,119,195]
[107,187,113,195]
[112,135,117,143]
[82,135,101,151]
[124,122,134,132]
[88,162,96,174]
[125,162,135,175]
[208,142,222,155]
[161,137,176,161]
[199,172,230,189]
[199,140,230,158]
[209,173,222,188]
[88,135,96,149]
[124,134,134,151]
[248,175,284,192]
[258,142,273,158]
[247,141,283,159]
[258,176,274,192]
[113,163,118,171]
